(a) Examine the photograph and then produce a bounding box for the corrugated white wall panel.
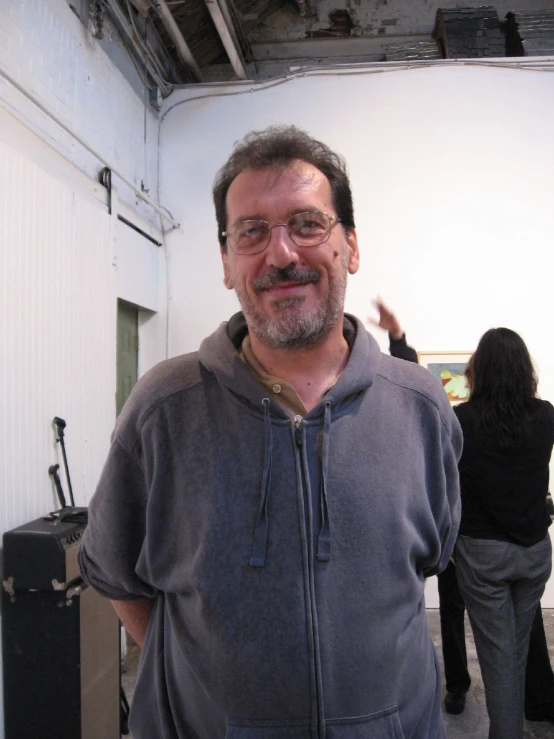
[0,139,116,533]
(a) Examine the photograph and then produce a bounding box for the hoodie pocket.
[225,718,311,739]
[326,707,405,739]
[225,708,405,739]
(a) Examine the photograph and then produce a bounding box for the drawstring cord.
[250,398,273,567]
[250,399,333,566]
[316,402,332,562]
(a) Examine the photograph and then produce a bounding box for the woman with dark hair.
[454,328,554,739]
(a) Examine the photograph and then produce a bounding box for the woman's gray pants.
[455,534,552,739]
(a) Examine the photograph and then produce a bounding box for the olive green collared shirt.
[240,335,339,417]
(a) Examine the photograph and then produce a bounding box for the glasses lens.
[229,221,270,254]
[288,212,331,245]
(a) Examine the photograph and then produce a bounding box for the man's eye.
[239,223,265,239]
[294,216,326,234]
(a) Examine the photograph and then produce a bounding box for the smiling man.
[79,125,462,739]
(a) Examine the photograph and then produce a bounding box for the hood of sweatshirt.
[198,311,382,422]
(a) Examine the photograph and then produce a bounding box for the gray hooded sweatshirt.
[79,313,462,739]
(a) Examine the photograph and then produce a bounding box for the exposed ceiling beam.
[251,33,431,61]
[216,0,250,62]
[203,0,248,79]
[151,0,203,82]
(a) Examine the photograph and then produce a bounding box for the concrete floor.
[121,609,554,738]
[429,609,554,739]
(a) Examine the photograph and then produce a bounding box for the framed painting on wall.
[417,351,473,405]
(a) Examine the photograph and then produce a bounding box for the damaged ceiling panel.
[100,0,554,90]
[506,9,554,55]
[434,6,505,58]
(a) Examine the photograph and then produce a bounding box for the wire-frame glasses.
[223,210,342,255]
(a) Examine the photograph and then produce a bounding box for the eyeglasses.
[223,210,342,255]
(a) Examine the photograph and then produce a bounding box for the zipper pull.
[293,415,303,446]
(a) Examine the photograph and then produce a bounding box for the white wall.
[0,0,168,516]
[158,61,554,605]
[0,3,167,732]
[0,0,167,534]
[0,0,160,226]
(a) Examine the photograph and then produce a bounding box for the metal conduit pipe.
[107,0,174,95]
[214,0,248,61]
[0,63,180,231]
[203,0,247,80]
[151,0,203,83]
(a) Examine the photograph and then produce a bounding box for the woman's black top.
[454,398,554,547]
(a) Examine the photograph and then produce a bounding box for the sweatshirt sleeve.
[389,333,418,364]
[423,403,463,577]
[78,436,158,601]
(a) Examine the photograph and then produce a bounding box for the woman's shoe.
[445,690,467,715]
[525,707,554,723]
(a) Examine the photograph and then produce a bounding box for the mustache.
[254,265,320,293]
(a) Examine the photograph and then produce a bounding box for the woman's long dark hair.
[468,327,538,448]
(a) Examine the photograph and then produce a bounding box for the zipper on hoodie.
[293,415,303,447]
[292,414,325,738]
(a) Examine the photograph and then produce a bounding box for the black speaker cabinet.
[2,583,120,739]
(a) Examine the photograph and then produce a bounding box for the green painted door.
[116,300,138,416]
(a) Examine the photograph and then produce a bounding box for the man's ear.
[221,247,233,290]
[346,228,360,275]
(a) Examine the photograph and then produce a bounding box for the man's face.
[221,161,359,350]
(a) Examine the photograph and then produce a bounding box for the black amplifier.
[2,507,121,739]
[2,508,87,593]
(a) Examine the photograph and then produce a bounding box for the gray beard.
[234,262,348,350]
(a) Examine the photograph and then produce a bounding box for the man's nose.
[264,224,299,268]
